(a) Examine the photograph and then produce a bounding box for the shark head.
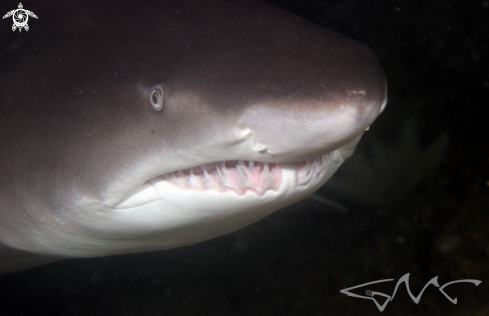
[0,0,386,263]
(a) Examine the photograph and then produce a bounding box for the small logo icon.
[3,3,38,32]
[340,273,482,312]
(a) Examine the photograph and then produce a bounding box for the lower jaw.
[83,164,333,256]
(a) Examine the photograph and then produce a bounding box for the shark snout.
[238,97,384,161]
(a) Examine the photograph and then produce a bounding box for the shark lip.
[114,152,335,209]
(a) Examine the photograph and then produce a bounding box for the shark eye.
[150,85,164,111]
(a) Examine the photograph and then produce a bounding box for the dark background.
[1,1,488,315]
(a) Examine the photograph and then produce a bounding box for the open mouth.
[111,152,336,210]
[148,152,334,196]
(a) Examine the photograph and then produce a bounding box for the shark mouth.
[148,152,334,196]
[111,152,335,209]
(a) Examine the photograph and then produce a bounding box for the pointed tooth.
[189,168,200,186]
[170,172,182,188]
[260,162,271,182]
[201,165,212,188]
[318,154,331,171]
[187,168,194,186]
[216,165,232,189]
[236,165,246,184]
[201,165,210,179]
[147,178,163,199]
[237,165,254,188]
[310,159,319,177]
[169,173,182,187]
[216,166,225,184]
[238,160,252,177]
[263,163,273,189]
[299,164,316,185]
[303,160,311,176]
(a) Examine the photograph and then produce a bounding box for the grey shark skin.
[0,0,387,274]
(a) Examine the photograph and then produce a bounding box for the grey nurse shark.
[0,0,387,274]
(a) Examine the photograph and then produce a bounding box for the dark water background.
[1,1,488,315]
